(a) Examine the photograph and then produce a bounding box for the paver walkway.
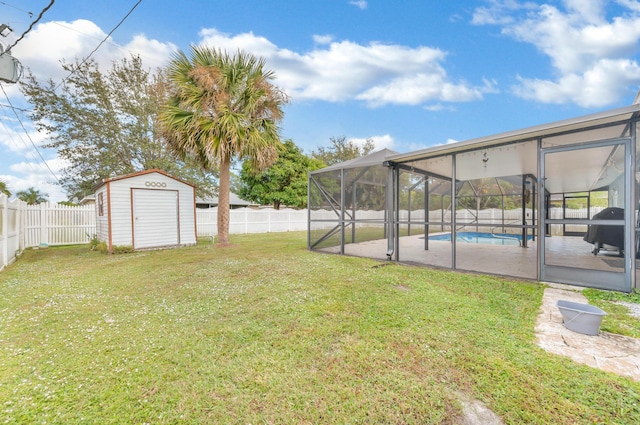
[535,285,640,381]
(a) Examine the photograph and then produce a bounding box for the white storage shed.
[94,169,197,251]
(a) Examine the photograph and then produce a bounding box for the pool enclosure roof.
[386,103,640,195]
[309,148,400,174]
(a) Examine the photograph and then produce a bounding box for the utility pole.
[0,24,22,84]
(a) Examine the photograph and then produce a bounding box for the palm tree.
[0,179,11,197]
[16,187,48,205]
[160,46,287,245]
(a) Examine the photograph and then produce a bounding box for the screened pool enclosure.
[308,102,640,292]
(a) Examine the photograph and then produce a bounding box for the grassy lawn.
[1,232,639,424]
[584,289,640,339]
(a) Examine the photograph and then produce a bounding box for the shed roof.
[94,169,196,191]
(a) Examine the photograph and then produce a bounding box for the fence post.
[1,195,7,269]
[18,200,24,252]
[40,202,48,246]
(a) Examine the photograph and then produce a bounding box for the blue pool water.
[429,231,531,246]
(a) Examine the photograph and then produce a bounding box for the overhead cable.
[2,0,55,54]
[1,84,59,183]
[54,0,142,91]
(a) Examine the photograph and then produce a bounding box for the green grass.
[583,288,640,338]
[1,232,639,424]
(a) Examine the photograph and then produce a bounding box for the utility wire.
[54,0,142,91]
[0,102,28,112]
[0,1,33,17]
[0,0,142,187]
[2,0,55,54]
[1,84,59,183]
[0,0,142,189]
[0,107,38,172]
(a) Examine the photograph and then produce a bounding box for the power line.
[0,106,39,172]
[0,1,33,18]
[54,0,142,91]
[0,0,143,189]
[2,0,55,54]
[0,102,28,112]
[0,84,59,183]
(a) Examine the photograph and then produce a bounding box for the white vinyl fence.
[311,207,607,235]
[0,196,608,271]
[0,196,21,271]
[0,195,96,270]
[196,207,308,237]
[0,200,309,270]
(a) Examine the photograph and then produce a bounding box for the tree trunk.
[217,156,231,246]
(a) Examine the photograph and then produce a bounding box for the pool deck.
[320,234,629,280]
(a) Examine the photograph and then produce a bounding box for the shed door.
[132,189,179,249]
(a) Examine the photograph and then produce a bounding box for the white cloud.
[514,58,640,107]
[1,20,489,200]
[3,157,68,202]
[349,134,395,150]
[471,0,535,25]
[473,0,640,106]
[349,1,368,10]
[357,74,483,106]
[198,28,280,56]
[563,0,606,24]
[313,34,334,45]
[0,20,177,203]
[198,28,486,107]
[121,34,177,71]
[423,104,455,112]
[13,19,175,82]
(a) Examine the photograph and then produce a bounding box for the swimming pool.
[428,231,531,246]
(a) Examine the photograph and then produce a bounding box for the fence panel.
[46,203,97,245]
[1,195,24,270]
[1,202,610,271]
[23,203,96,247]
[196,207,309,236]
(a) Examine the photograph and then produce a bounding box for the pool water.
[428,231,531,246]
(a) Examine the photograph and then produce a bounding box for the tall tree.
[238,140,324,209]
[311,136,375,166]
[20,55,217,201]
[0,179,10,197]
[160,47,288,245]
[16,187,48,205]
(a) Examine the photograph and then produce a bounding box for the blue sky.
[2,0,640,201]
